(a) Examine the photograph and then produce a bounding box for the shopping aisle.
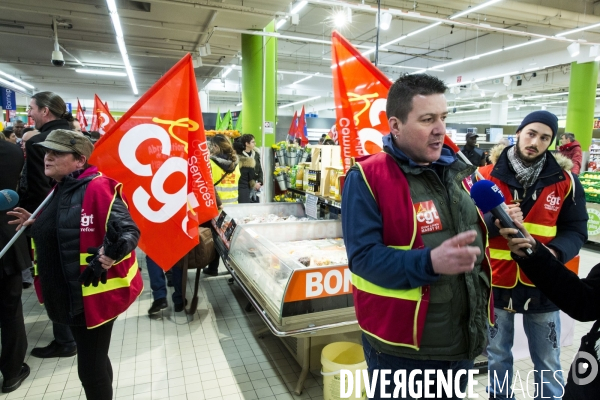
[2,245,599,400]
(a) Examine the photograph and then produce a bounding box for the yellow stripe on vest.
[79,251,132,266]
[489,249,512,261]
[81,259,138,296]
[523,222,556,237]
[351,273,422,301]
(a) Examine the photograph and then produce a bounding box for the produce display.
[580,172,600,204]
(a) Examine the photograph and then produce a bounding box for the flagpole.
[261,32,268,203]
[0,189,54,260]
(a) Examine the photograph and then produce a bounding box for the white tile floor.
[1,244,599,400]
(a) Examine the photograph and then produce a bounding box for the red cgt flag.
[287,111,297,142]
[295,106,309,146]
[90,94,117,135]
[76,98,88,132]
[90,54,218,270]
[332,31,461,172]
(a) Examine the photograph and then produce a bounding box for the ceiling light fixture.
[75,69,127,76]
[567,42,580,57]
[449,0,503,20]
[480,90,486,97]
[276,18,287,30]
[292,75,313,85]
[379,12,392,30]
[106,0,138,95]
[556,22,600,37]
[279,95,321,109]
[222,67,233,78]
[291,0,307,14]
[333,9,348,27]
[0,71,35,89]
[503,76,512,86]
[590,45,600,58]
[0,77,25,92]
[507,93,513,100]
[236,102,242,106]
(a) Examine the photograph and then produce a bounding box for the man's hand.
[506,203,523,224]
[430,230,481,275]
[254,182,262,191]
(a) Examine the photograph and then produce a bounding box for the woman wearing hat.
[8,129,142,400]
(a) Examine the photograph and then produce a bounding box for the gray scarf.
[507,146,546,191]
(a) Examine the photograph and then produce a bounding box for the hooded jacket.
[559,140,583,174]
[482,146,587,313]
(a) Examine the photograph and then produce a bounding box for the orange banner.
[331,31,392,172]
[90,54,218,269]
[331,31,461,170]
[90,94,116,135]
[76,98,88,132]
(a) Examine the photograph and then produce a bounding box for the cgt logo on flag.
[90,54,218,269]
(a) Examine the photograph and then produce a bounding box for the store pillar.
[565,61,598,170]
[242,21,278,202]
[490,100,508,126]
[241,21,277,147]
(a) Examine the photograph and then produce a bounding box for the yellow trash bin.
[321,342,367,400]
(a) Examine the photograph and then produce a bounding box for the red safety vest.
[354,152,493,350]
[478,168,572,288]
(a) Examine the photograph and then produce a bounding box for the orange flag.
[76,98,88,132]
[90,54,218,269]
[90,94,116,135]
[332,31,462,171]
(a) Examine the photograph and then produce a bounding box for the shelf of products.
[580,172,600,204]
[588,139,600,172]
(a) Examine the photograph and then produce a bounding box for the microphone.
[470,180,533,256]
[0,189,19,211]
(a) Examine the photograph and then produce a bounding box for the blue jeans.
[362,334,474,399]
[487,308,564,399]
[146,256,184,305]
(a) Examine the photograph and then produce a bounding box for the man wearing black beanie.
[478,110,588,399]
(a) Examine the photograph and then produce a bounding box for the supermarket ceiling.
[1,0,600,124]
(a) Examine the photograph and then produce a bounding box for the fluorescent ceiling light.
[0,77,25,92]
[0,71,34,89]
[236,102,242,106]
[333,9,349,27]
[504,38,546,51]
[450,0,503,20]
[406,22,441,37]
[106,0,138,95]
[291,0,307,15]
[75,68,127,76]
[556,22,600,37]
[222,67,233,78]
[276,19,287,30]
[279,95,321,109]
[292,75,312,85]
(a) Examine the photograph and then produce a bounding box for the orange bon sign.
[284,265,352,303]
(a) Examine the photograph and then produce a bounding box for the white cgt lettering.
[119,123,187,224]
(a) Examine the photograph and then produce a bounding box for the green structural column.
[241,21,277,147]
[565,61,598,152]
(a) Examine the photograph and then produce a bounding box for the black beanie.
[516,110,559,144]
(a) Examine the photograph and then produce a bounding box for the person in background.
[462,132,486,166]
[205,134,240,277]
[318,134,326,144]
[146,256,185,315]
[499,219,600,399]
[480,110,588,399]
[0,133,30,393]
[233,139,258,204]
[239,134,263,193]
[13,120,24,143]
[342,74,492,398]
[323,139,335,145]
[23,91,77,359]
[3,129,17,145]
[558,132,583,174]
[70,118,82,133]
[18,127,39,290]
[8,129,142,400]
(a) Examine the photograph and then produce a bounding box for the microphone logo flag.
[90,54,218,269]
